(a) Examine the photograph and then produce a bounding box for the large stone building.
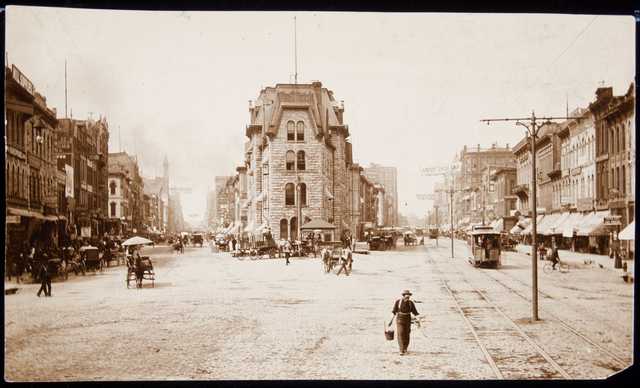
[56,117,110,238]
[107,152,144,234]
[5,64,64,252]
[240,81,353,241]
[363,163,398,226]
[590,84,635,227]
[214,175,234,228]
[229,81,386,243]
[555,108,596,213]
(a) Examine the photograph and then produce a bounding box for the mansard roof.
[248,82,347,139]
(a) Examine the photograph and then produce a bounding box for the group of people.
[538,242,561,270]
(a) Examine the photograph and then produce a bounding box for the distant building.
[456,143,515,225]
[555,108,596,213]
[108,152,144,234]
[363,163,398,226]
[489,167,517,218]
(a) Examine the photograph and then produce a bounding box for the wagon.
[320,242,352,274]
[80,246,103,272]
[126,256,155,288]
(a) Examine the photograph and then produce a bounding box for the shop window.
[286,151,295,171]
[297,150,306,170]
[285,183,295,205]
[296,121,305,141]
[280,219,288,240]
[287,121,295,141]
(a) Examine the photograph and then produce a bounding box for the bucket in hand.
[384,324,395,341]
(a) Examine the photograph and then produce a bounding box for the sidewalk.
[516,244,634,277]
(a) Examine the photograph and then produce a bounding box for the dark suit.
[392,298,419,353]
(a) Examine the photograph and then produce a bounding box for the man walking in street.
[36,257,52,297]
[391,290,419,355]
[550,243,560,270]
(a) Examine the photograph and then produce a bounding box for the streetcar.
[468,225,502,268]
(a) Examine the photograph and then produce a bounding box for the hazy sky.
[6,8,635,224]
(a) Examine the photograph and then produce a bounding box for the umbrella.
[122,236,154,246]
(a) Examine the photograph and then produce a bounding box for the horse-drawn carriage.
[80,246,103,272]
[403,232,418,246]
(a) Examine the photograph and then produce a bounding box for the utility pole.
[434,205,439,247]
[480,111,581,322]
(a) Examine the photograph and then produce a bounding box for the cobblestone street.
[4,241,633,381]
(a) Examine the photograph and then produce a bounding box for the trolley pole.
[480,111,580,322]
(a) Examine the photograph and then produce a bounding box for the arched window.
[299,183,307,206]
[287,120,295,141]
[286,151,296,171]
[622,166,626,194]
[110,202,117,217]
[110,180,117,195]
[296,121,305,141]
[285,183,295,205]
[297,150,306,170]
[290,217,298,240]
[280,219,289,240]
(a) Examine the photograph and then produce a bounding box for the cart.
[320,241,349,273]
[126,256,155,288]
[81,246,103,272]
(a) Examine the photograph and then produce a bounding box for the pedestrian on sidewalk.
[391,290,419,355]
[36,258,52,297]
[284,240,291,265]
[550,244,560,270]
[538,243,547,261]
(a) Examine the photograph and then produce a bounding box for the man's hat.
[401,289,412,296]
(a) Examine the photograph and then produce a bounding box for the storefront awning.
[619,221,635,241]
[559,212,586,238]
[540,212,571,236]
[576,211,611,237]
[521,215,544,235]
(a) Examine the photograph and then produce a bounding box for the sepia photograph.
[3,6,636,381]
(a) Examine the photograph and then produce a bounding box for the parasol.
[122,236,154,246]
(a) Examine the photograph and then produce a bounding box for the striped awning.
[619,221,635,241]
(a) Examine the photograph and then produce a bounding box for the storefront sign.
[604,215,622,227]
[577,198,593,212]
[6,215,21,224]
[11,65,35,95]
[81,226,92,238]
[65,164,74,198]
